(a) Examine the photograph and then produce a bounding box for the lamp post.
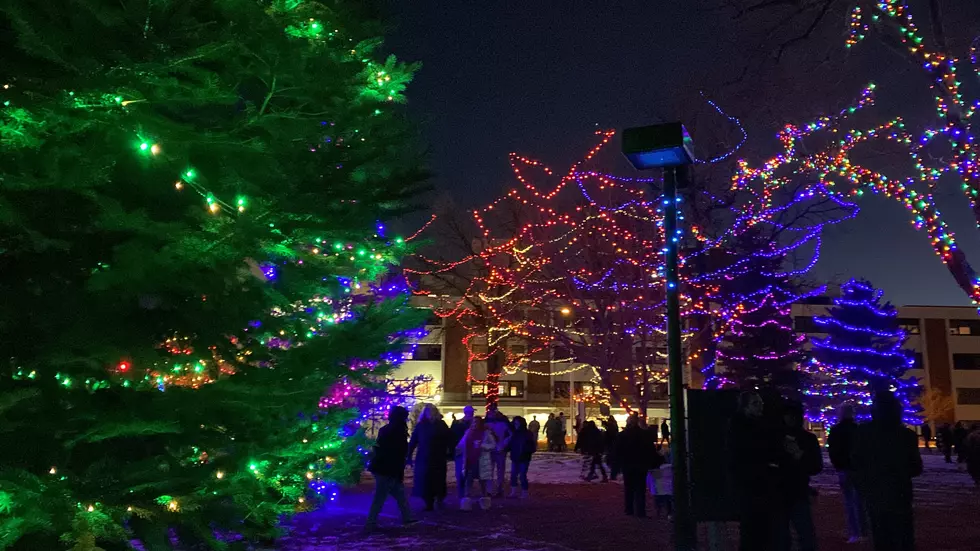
[622,122,696,551]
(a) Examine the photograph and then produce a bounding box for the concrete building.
[393,298,980,427]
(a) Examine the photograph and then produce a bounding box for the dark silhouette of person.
[366,406,415,529]
[921,422,932,452]
[617,413,659,517]
[545,413,561,452]
[603,415,620,481]
[528,415,541,449]
[408,404,453,510]
[774,400,822,551]
[450,405,475,500]
[661,418,671,446]
[965,423,980,487]
[729,391,781,551]
[954,421,969,463]
[938,423,954,464]
[828,404,867,543]
[852,392,922,551]
[575,420,608,482]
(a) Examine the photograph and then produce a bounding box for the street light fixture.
[622,122,696,551]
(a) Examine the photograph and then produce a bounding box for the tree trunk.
[485,350,503,412]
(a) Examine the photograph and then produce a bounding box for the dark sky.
[382,1,980,307]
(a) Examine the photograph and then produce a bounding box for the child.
[648,456,673,520]
[456,416,497,511]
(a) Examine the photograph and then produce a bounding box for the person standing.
[965,423,980,488]
[954,421,969,463]
[507,416,537,498]
[558,412,568,451]
[450,405,475,500]
[828,404,867,543]
[603,415,621,481]
[528,415,541,449]
[576,420,608,482]
[774,401,822,551]
[648,450,673,519]
[921,422,933,453]
[729,391,781,551]
[366,406,415,530]
[938,423,954,463]
[457,416,497,511]
[661,418,671,447]
[852,392,923,551]
[617,413,657,517]
[486,407,512,497]
[408,404,453,511]
[545,413,560,452]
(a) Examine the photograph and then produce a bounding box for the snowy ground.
[276,452,980,551]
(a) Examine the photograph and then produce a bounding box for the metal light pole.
[622,123,696,551]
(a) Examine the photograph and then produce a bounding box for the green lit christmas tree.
[0,1,427,549]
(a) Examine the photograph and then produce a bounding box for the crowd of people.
[364,393,980,547]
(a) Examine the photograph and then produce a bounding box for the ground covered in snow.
[276,452,979,551]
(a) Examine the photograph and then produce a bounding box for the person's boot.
[460,497,473,511]
[479,496,492,510]
[508,487,519,498]
[520,489,529,499]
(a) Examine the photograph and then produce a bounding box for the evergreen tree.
[710,231,807,398]
[802,279,921,424]
[0,1,426,549]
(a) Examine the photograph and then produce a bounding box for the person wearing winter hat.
[366,406,416,530]
[456,416,497,511]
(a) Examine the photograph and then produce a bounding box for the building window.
[952,353,980,370]
[412,344,442,361]
[949,319,980,336]
[573,381,597,396]
[389,379,433,397]
[897,318,920,334]
[471,381,523,398]
[957,388,980,405]
[509,344,527,356]
[554,381,570,398]
[794,316,821,333]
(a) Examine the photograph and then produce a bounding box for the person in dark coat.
[576,420,608,481]
[366,406,415,529]
[937,423,954,463]
[921,422,933,452]
[450,405,474,500]
[603,415,620,481]
[528,415,541,449]
[965,423,980,487]
[661,419,671,446]
[507,416,537,497]
[774,400,822,551]
[828,403,867,543]
[954,421,969,463]
[408,404,453,510]
[852,392,922,551]
[545,413,561,452]
[616,413,659,517]
[729,391,781,551]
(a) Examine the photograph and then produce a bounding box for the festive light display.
[0,1,428,549]
[801,279,921,424]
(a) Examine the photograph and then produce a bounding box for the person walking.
[528,415,541,449]
[661,418,671,447]
[729,391,781,551]
[965,423,980,488]
[852,392,923,551]
[774,401,822,551]
[408,404,453,511]
[938,423,954,463]
[450,405,475,500]
[603,415,620,481]
[921,422,933,453]
[545,413,560,452]
[365,406,415,530]
[507,416,536,498]
[828,404,868,543]
[954,421,969,463]
[456,416,497,511]
[558,412,568,451]
[486,407,512,497]
[576,420,608,482]
[617,413,657,517]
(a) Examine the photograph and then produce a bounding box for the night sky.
[382,1,980,307]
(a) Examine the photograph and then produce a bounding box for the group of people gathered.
[732,390,922,551]
[929,421,980,484]
[364,403,537,529]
